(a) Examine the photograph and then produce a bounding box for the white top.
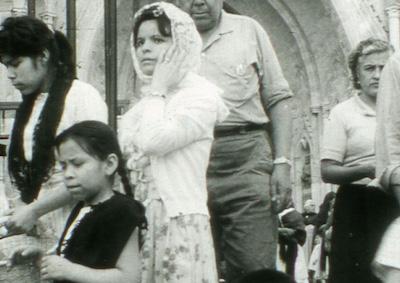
[376,51,400,190]
[321,94,376,185]
[374,217,400,270]
[120,73,228,218]
[23,80,108,161]
[60,206,92,255]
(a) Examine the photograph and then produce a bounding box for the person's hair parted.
[133,5,172,46]
[55,121,134,198]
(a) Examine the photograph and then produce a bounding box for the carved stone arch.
[292,134,312,211]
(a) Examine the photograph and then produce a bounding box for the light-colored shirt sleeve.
[321,107,347,163]
[64,80,108,126]
[136,88,227,156]
[254,20,293,110]
[376,52,400,188]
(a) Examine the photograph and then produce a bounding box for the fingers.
[270,182,279,214]
[271,182,292,213]
[9,246,43,266]
[3,208,14,216]
[40,256,49,278]
[164,42,176,62]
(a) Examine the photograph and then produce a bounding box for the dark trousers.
[207,130,278,283]
[329,184,399,283]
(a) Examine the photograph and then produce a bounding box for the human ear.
[104,153,119,176]
[39,49,50,65]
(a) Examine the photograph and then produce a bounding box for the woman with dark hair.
[0,16,108,238]
[119,2,228,282]
[320,38,398,283]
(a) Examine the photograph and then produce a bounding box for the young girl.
[39,120,145,283]
[119,2,228,282]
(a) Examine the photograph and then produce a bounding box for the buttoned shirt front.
[198,11,293,126]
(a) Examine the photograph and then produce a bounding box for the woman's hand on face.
[41,255,72,281]
[150,43,187,95]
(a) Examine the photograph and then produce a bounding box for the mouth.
[66,185,80,192]
[141,58,156,64]
[191,11,209,18]
[12,84,24,90]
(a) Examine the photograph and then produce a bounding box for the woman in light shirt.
[320,38,398,283]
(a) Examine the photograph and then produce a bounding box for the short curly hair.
[348,38,391,89]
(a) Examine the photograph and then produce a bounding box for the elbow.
[138,138,169,156]
[320,165,335,184]
[320,169,329,183]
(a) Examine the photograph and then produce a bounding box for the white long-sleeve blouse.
[120,73,228,218]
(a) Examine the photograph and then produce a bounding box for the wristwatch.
[273,156,292,167]
[147,91,166,99]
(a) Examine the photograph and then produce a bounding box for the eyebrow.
[2,57,19,66]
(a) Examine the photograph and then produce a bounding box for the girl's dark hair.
[348,38,391,89]
[54,121,134,198]
[2,16,76,203]
[133,5,172,46]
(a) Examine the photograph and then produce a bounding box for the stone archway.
[225,0,350,207]
[293,136,312,211]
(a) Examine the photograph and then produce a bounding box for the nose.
[373,66,384,79]
[63,165,74,180]
[192,0,206,7]
[7,67,16,80]
[139,41,153,54]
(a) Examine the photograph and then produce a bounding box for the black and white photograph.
[0,1,400,283]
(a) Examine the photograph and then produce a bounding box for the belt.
[214,123,267,138]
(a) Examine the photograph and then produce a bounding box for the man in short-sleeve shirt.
[173,1,294,281]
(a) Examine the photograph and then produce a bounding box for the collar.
[353,93,376,117]
[202,11,234,51]
[34,92,49,102]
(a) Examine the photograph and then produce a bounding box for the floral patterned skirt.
[137,181,218,283]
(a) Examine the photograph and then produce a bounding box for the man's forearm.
[268,98,292,158]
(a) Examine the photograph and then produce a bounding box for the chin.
[139,64,155,76]
[194,19,216,32]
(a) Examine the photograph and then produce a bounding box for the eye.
[71,160,84,168]
[6,59,21,68]
[153,36,165,44]
[135,39,144,48]
[60,162,66,170]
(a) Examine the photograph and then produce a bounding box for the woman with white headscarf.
[119,2,228,282]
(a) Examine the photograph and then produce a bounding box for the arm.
[321,159,375,185]
[41,228,140,283]
[376,53,400,192]
[268,99,293,212]
[6,187,72,233]
[137,92,221,155]
[135,45,225,156]
[254,20,294,211]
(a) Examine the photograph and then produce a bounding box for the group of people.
[1,1,400,283]
[0,1,294,283]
